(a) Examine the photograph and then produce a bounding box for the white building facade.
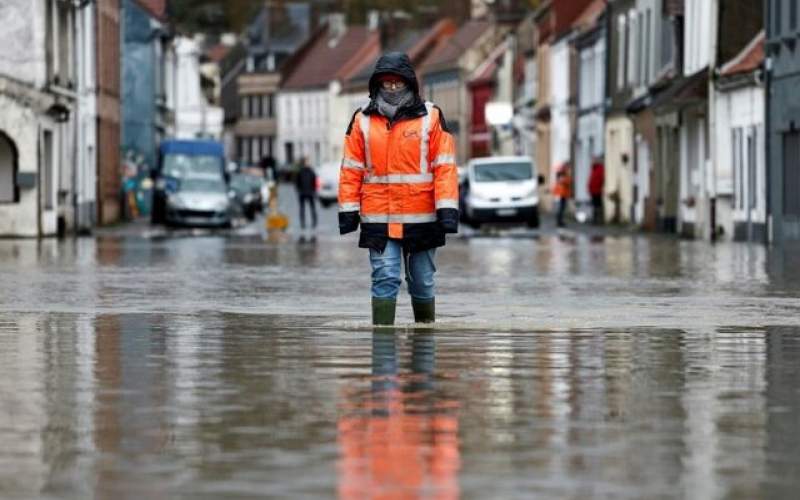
[75,3,97,231]
[0,0,91,237]
[174,37,223,141]
[277,89,331,167]
[549,37,572,182]
[713,34,766,242]
[329,83,369,166]
[575,29,606,210]
[679,0,715,238]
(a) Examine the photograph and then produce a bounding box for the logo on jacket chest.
[401,129,421,140]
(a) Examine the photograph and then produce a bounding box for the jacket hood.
[368,52,420,99]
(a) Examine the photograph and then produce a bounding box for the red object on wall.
[469,82,493,158]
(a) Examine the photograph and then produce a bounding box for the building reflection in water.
[764,326,800,500]
[93,313,171,500]
[337,329,461,499]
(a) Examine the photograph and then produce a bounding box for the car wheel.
[151,197,164,224]
[527,207,540,229]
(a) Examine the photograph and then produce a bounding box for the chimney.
[368,10,380,31]
[328,13,347,41]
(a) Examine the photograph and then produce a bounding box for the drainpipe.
[37,125,42,238]
[73,0,95,236]
[72,3,81,236]
[708,0,720,242]
[764,0,772,245]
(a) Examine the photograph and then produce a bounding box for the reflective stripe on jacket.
[338,102,459,250]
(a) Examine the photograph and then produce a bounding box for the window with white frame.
[0,132,18,204]
[644,8,651,86]
[580,48,592,109]
[251,137,260,164]
[617,14,627,91]
[299,97,305,125]
[733,126,759,211]
[733,127,742,208]
[47,0,76,87]
[660,14,674,72]
[239,136,250,163]
[261,136,273,158]
[627,9,638,88]
[595,41,605,106]
[524,56,537,101]
[263,94,274,118]
[42,130,54,210]
[637,10,645,86]
[747,131,757,210]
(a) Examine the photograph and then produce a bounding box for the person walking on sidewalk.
[295,157,318,230]
[337,52,459,325]
[588,159,605,225]
[553,164,573,228]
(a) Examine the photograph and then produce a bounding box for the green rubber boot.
[412,298,435,324]
[372,297,396,326]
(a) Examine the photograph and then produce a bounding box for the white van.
[462,156,539,228]
[316,161,340,208]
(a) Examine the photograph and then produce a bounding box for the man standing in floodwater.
[295,157,318,230]
[337,52,459,326]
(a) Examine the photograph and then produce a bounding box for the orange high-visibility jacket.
[553,173,573,199]
[338,102,459,252]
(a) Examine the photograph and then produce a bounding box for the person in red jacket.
[588,159,605,225]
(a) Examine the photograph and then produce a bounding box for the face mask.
[376,88,413,119]
[379,87,411,105]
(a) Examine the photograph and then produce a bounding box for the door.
[784,131,800,219]
[635,136,650,225]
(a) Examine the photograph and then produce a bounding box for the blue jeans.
[369,239,436,301]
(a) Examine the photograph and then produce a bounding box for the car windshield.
[180,178,226,193]
[473,162,533,182]
[163,154,222,178]
[230,175,256,192]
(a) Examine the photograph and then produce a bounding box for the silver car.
[165,176,232,228]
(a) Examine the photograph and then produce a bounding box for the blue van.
[151,139,227,224]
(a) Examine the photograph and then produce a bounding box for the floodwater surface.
[0,222,799,499]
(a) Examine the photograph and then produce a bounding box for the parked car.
[462,156,540,228]
[164,175,232,228]
[151,139,227,224]
[228,173,265,220]
[317,161,340,208]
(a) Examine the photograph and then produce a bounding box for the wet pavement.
[1,186,799,499]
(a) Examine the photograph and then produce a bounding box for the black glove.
[339,211,359,234]
[437,208,459,234]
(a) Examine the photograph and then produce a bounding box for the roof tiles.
[134,0,167,21]
[420,20,493,74]
[720,32,765,77]
[281,26,378,90]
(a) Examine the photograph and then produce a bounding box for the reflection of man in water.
[337,330,460,499]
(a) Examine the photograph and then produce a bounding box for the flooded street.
[1,193,799,499]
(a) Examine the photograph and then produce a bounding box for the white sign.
[485,102,513,126]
